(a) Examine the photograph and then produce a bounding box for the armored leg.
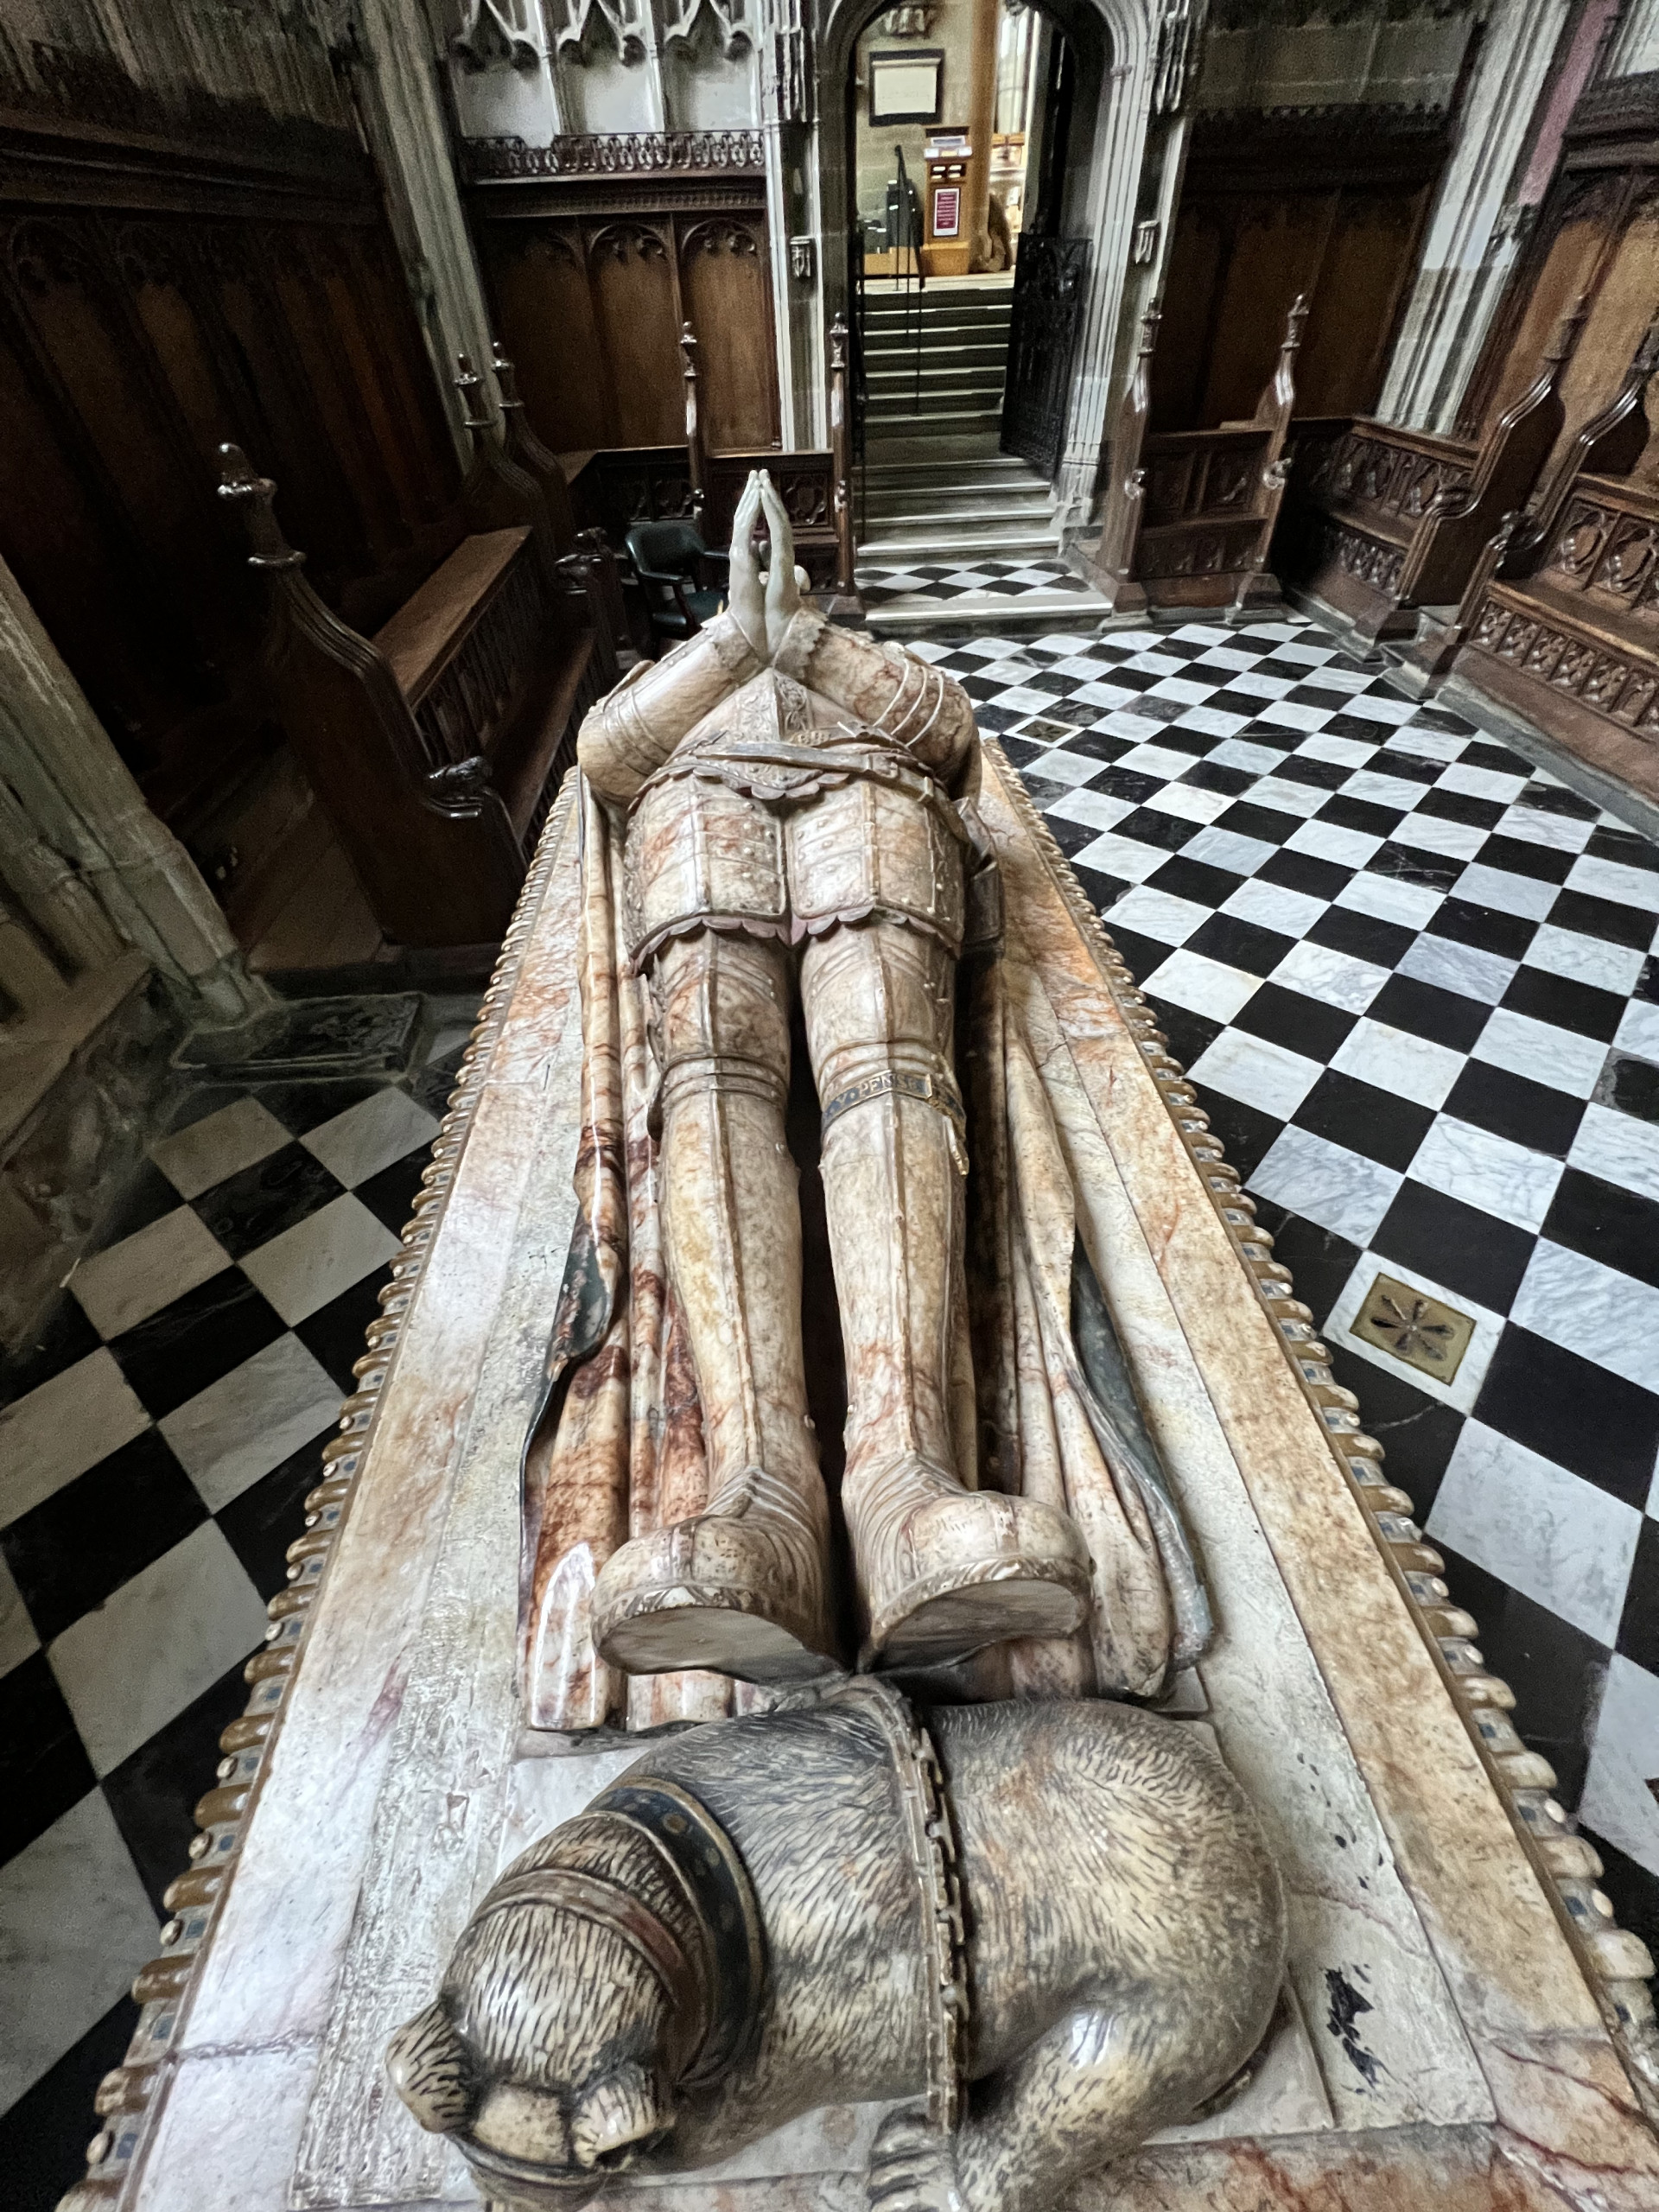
[800,923,1090,1670]
[591,929,836,1684]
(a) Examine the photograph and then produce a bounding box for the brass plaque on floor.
[1352,1271,1475,1382]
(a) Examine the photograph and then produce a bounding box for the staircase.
[855,277,1105,634]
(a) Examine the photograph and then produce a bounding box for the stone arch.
[809,0,1165,527]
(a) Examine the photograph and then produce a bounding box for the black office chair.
[625,519,728,645]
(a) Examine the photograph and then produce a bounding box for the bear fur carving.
[387,1689,1286,2211]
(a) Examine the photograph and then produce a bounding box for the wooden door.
[678,217,779,450]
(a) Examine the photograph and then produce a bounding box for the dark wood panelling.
[0,150,465,855]
[1151,113,1446,434]
[477,198,780,460]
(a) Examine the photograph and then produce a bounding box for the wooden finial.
[829,314,849,371]
[217,444,303,569]
[454,352,493,434]
[1283,292,1309,352]
[489,340,525,411]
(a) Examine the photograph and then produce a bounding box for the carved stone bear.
[388,1686,1286,2211]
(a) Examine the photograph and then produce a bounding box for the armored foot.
[593,1465,838,1685]
[845,1453,1092,1671]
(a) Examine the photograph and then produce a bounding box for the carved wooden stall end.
[1083,296,1306,619]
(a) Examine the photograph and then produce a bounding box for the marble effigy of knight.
[518,471,1212,1719]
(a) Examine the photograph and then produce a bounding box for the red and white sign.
[932,186,960,238]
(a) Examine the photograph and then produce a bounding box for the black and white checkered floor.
[858,556,1096,604]
[0,1004,474,2211]
[916,611,1659,1951]
[5,613,1659,2208]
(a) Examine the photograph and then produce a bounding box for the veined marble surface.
[116,764,1659,2212]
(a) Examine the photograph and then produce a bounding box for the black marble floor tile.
[1142,996,1224,1076]
[1373,1182,1535,1313]
[1441,1060,1586,1160]
[1500,965,1626,1041]
[100,1658,251,1913]
[1542,1166,1659,1291]
[1615,1517,1659,1675]
[2,1430,207,1645]
[0,1294,100,1410]
[1189,1089,1284,1181]
[1185,913,1297,977]
[1581,1825,1659,1960]
[188,1143,346,1262]
[1548,887,1656,949]
[0,1653,96,1866]
[215,1433,335,1601]
[1306,904,1414,969]
[1434,1542,1609,1811]
[108,1271,286,1421]
[1232,982,1357,1065]
[1426,897,1538,961]
[1246,1204,1361,1332]
[1324,1344,1464,1523]
[292,1273,388,1395]
[1368,974,1491,1052]
[0,1996,139,2212]
[352,1149,429,1239]
[96,1160,187,1246]
[1293,1069,1434,1172]
[1263,849,1354,904]
[1473,1326,1659,1508]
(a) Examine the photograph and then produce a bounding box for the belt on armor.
[820,1067,968,1166]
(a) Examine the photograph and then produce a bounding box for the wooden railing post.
[1240,291,1307,610]
[1092,302,1158,616]
[829,314,858,600]
[681,321,707,528]
[453,351,563,591]
[489,340,577,543]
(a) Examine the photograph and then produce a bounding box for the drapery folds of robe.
[520,638,1212,1732]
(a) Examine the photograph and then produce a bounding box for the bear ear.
[570,2062,671,2169]
[386,2000,474,2135]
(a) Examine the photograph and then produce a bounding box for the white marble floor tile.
[1248,1126,1403,1247]
[1269,939,1391,1014]
[1409,1116,1562,1233]
[301,1088,439,1192]
[1342,769,1430,811]
[1580,1656,1659,1878]
[1145,677,1217,707]
[0,1789,157,2110]
[1103,886,1213,947]
[1389,810,1489,861]
[1074,830,1172,882]
[149,1097,290,1201]
[1210,738,1292,777]
[1330,1018,1466,1110]
[1220,669,1299,699]
[1324,1251,1504,1416]
[1510,1239,1659,1395]
[1296,733,1375,767]
[1243,775,1328,820]
[71,1206,230,1341]
[1427,1421,1640,1647]
[1111,741,1206,781]
[0,1348,152,1529]
[1522,925,1647,997]
[1179,825,1278,876]
[1570,1101,1659,1204]
[1027,746,1125,787]
[423,1021,475,1067]
[1284,817,1383,870]
[1141,948,1263,1024]
[1145,781,1236,823]
[1567,852,1659,912]
[49,1522,268,1777]
[1452,861,1561,923]
[0,1548,39,1677]
[1396,934,1516,1005]
[1220,876,1328,939]
[1334,871,1444,931]
[1494,807,1597,855]
[1615,998,1659,1059]
[238,1193,400,1328]
[1472,1007,1610,1098]
[1383,727,1466,765]
[984,683,1052,715]
[1186,1029,1324,1120]
[1330,690,1415,724]
[1253,699,1335,734]
[1045,786,1137,833]
[1168,705,1252,741]
[159,1332,343,1511]
[1437,762,1529,802]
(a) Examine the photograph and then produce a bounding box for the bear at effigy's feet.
[386,1683,1287,2212]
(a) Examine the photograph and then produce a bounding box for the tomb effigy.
[65,485,1659,2212]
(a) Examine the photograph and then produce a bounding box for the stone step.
[865,400,1005,428]
[859,523,1061,564]
[866,359,1007,391]
[862,339,1008,371]
[861,492,1055,531]
[861,430,1008,464]
[864,584,1104,638]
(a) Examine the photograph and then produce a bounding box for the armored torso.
[622,669,972,969]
